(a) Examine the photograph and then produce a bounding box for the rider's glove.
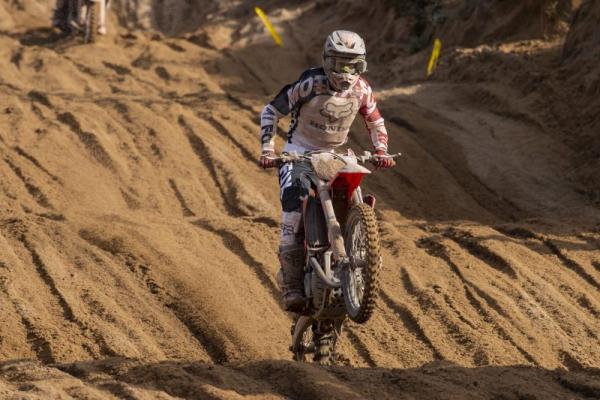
[259,151,277,169]
[374,149,396,169]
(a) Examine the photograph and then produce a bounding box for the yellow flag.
[255,7,283,47]
[427,39,442,77]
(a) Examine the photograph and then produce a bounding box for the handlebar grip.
[260,157,283,169]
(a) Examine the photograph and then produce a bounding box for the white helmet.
[323,30,367,91]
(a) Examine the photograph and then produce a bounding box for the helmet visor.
[325,57,367,75]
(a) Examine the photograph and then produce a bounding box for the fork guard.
[363,194,376,208]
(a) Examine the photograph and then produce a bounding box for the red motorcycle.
[269,150,400,364]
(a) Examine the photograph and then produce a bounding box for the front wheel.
[342,203,382,323]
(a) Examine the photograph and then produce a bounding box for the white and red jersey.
[260,67,388,154]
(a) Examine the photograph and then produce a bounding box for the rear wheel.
[83,1,99,43]
[342,203,382,323]
[313,331,335,366]
[291,316,314,362]
[291,317,337,365]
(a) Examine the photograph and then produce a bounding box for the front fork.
[306,181,368,299]
[315,181,364,261]
[351,186,364,207]
[315,179,348,261]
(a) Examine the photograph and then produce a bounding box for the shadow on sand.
[17,27,72,47]
[5,358,587,400]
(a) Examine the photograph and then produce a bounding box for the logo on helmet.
[320,102,354,123]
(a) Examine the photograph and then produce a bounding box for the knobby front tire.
[342,203,382,324]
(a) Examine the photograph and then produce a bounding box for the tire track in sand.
[497,226,600,318]
[178,115,245,217]
[0,272,54,363]
[13,146,61,184]
[4,158,53,209]
[416,236,538,365]
[344,328,377,367]
[78,229,227,364]
[442,228,518,279]
[191,218,280,301]
[17,233,117,359]
[497,226,599,289]
[168,178,195,217]
[542,237,600,290]
[378,290,444,360]
[57,112,115,170]
[197,113,255,163]
[398,266,484,362]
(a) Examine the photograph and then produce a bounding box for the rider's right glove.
[374,149,396,169]
[259,151,277,169]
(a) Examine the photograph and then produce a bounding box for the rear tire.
[291,317,337,365]
[291,316,313,362]
[342,203,382,323]
[313,331,336,366]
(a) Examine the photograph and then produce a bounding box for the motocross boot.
[52,0,70,32]
[279,244,305,312]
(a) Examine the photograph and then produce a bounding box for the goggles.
[324,56,367,75]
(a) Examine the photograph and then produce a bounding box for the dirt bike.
[268,150,400,365]
[67,0,110,43]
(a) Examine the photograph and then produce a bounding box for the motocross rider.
[52,0,109,35]
[259,30,395,312]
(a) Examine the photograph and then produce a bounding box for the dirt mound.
[389,0,600,203]
[0,0,53,31]
[381,0,577,55]
[111,0,220,35]
[563,0,600,59]
[2,358,599,399]
[560,0,600,202]
[435,0,575,46]
[0,0,599,398]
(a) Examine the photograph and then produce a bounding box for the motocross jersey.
[260,67,388,154]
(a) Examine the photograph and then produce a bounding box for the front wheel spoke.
[349,223,367,306]
[355,270,365,299]
[348,267,364,304]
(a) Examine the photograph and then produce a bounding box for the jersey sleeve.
[259,70,315,153]
[359,79,388,152]
[259,103,281,153]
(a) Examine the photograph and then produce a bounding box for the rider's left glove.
[374,149,396,169]
[259,151,277,169]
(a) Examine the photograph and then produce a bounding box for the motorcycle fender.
[330,172,367,202]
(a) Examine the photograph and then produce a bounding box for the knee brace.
[280,211,303,246]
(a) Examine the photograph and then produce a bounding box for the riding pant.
[278,161,317,246]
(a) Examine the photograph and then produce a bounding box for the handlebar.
[262,151,401,168]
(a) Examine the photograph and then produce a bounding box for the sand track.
[0,0,599,398]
